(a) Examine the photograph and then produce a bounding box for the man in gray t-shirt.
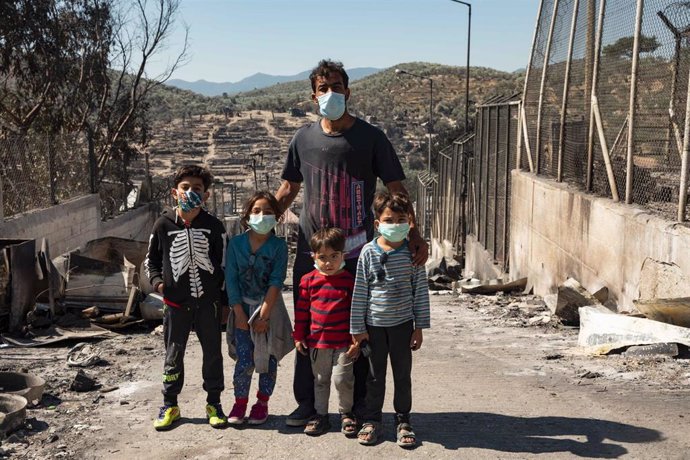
[275,59,429,429]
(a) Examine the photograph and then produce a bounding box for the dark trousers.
[362,320,414,423]
[162,301,224,406]
[292,231,367,416]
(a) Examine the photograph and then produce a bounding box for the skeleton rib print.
[168,228,214,298]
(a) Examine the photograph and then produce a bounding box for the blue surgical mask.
[178,190,203,213]
[248,213,277,235]
[378,223,410,243]
[317,91,346,121]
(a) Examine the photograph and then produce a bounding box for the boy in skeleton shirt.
[145,165,228,430]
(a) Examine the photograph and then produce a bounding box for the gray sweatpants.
[310,347,354,416]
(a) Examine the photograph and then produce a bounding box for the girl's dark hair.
[373,191,413,218]
[310,227,346,253]
[240,191,283,229]
[309,59,349,92]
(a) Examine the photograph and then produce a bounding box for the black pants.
[362,320,414,422]
[292,230,368,416]
[162,301,224,406]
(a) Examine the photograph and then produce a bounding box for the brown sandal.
[304,414,330,436]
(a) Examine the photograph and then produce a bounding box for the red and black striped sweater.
[293,269,354,349]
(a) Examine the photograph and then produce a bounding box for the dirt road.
[3,292,690,459]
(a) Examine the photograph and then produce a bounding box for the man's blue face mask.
[317,91,346,121]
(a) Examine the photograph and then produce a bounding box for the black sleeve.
[372,129,406,184]
[144,221,164,289]
[281,131,304,183]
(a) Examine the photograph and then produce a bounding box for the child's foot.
[340,413,357,437]
[357,422,379,445]
[396,422,417,448]
[285,405,315,427]
[247,401,268,425]
[205,403,228,428]
[227,402,247,425]
[304,414,331,436]
[153,405,181,431]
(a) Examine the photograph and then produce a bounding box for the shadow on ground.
[410,412,663,458]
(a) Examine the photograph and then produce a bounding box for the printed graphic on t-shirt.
[306,162,367,254]
[168,228,214,298]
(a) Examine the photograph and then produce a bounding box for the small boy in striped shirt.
[351,191,430,448]
[293,227,359,437]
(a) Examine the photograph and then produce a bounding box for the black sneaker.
[285,406,315,427]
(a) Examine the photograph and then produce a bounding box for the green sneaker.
[154,405,181,431]
[206,403,228,428]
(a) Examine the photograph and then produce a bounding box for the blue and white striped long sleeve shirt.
[350,239,431,334]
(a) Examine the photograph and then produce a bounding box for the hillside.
[141,63,523,208]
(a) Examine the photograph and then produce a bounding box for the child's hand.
[253,317,269,334]
[295,340,308,355]
[410,328,423,350]
[353,332,369,347]
[234,306,250,330]
[346,343,360,359]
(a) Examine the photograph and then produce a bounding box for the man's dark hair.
[373,191,413,218]
[310,227,346,253]
[309,59,349,92]
[240,190,283,229]
[173,165,213,191]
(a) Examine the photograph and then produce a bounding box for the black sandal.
[304,414,331,436]
[340,413,357,437]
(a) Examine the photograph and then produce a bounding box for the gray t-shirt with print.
[281,117,405,258]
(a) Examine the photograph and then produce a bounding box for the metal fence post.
[586,0,607,191]
[625,0,644,204]
[521,0,545,172]
[0,172,4,219]
[678,57,690,221]
[535,0,560,174]
[558,0,580,182]
[493,105,500,258]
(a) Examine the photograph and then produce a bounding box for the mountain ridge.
[166,67,381,96]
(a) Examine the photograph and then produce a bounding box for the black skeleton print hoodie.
[145,207,227,308]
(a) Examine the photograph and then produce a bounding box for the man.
[275,59,429,427]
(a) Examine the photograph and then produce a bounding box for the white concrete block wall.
[509,170,690,311]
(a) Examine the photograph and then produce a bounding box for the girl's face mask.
[248,213,277,235]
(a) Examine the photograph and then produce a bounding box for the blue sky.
[150,0,540,82]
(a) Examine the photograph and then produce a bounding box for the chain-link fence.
[0,133,93,219]
[523,0,690,222]
[429,134,474,255]
[470,96,521,271]
[415,171,435,240]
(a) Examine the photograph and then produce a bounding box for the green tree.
[603,35,660,60]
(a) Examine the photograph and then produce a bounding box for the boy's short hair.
[173,165,213,191]
[310,227,346,253]
[240,190,283,229]
[309,59,349,92]
[373,191,413,218]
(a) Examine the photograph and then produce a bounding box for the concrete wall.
[0,195,158,255]
[509,170,690,311]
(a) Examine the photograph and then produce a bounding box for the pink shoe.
[228,402,247,425]
[248,402,268,425]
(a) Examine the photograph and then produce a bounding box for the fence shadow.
[411,411,662,458]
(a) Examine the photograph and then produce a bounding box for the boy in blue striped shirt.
[350,191,430,448]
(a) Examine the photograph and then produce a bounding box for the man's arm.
[275,180,301,214]
[385,180,429,265]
